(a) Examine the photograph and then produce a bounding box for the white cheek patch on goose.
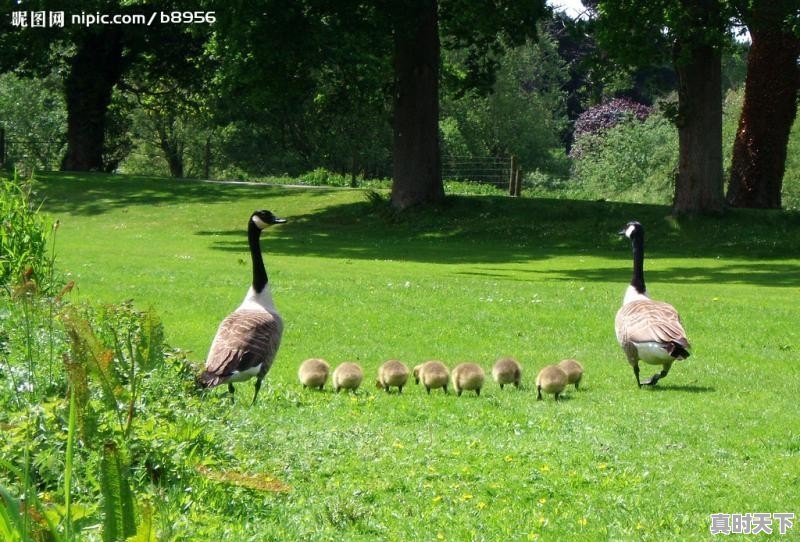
[252,215,269,229]
[625,224,637,238]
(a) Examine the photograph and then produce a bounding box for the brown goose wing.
[615,299,689,348]
[203,310,284,380]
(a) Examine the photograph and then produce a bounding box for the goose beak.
[618,228,627,236]
[272,217,287,225]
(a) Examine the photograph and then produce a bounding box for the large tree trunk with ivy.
[61,30,124,172]
[672,39,725,215]
[389,0,444,210]
[726,10,800,209]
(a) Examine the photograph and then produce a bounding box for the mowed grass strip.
[38,172,800,540]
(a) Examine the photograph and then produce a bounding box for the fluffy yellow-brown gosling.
[376,360,410,393]
[332,362,364,393]
[451,362,485,397]
[298,358,330,390]
[412,361,449,394]
[535,365,568,401]
[557,359,583,390]
[492,357,522,389]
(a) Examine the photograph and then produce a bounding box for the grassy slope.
[38,172,800,541]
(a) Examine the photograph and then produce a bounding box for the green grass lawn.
[34,172,800,540]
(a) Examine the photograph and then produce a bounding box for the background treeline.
[1,1,798,210]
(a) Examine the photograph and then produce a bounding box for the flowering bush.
[571,98,653,159]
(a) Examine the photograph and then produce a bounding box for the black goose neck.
[248,220,268,293]
[630,233,646,294]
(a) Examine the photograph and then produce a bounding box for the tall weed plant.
[0,175,54,290]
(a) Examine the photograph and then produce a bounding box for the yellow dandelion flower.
[527,532,539,541]
[578,517,588,527]
[597,463,607,470]
[432,495,443,503]
[437,533,444,540]
[538,497,547,505]
[539,464,550,473]
[636,522,644,530]
[504,455,514,463]
[393,440,404,449]
[461,493,474,501]
[477,501,487,510]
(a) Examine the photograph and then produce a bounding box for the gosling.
[557,359,584,390]
[451,362,486,397]
[412,361,449,394]
[492,357,522,389]
[332,362,364,393]
[298,358,330,390]
[535,365,568,401]
[376,360,410,393]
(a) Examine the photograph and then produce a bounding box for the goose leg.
[537,386,543,400]
[643,362,673,386]
[228,383,236,402]
[632,364,642,388]
[251,376,263,406]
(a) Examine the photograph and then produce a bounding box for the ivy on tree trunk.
[726,17,800,209]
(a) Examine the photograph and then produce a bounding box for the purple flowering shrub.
[570,98,653,159]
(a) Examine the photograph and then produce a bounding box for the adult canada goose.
[535,365,568,401]
[197,210,286,404]
[615,221,691,387]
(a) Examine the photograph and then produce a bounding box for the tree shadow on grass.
[198,196,800,288]
[36,172,345,216]
[507,263,800,288]
[38,173,800,283]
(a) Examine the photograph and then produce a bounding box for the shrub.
[570,98,653,159]
[570,112,678,204]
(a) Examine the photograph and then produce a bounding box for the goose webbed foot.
[642,366,671,386]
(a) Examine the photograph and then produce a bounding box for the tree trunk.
[61,30,123,171]
[157,123,184,178]
[390,0,444,210]
[726,11,800,208]
[672,39,725,215]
